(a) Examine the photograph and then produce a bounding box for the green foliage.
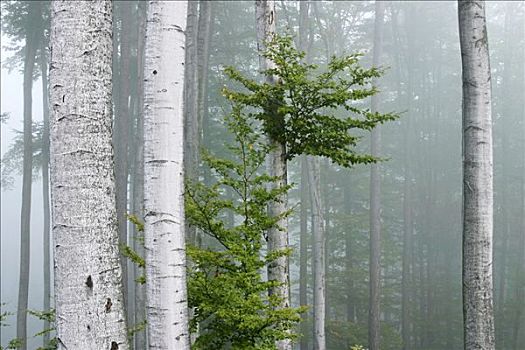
[186,108,303,349]
[28,308,57,350]
[222,35,397,168]
[121,215,146,284]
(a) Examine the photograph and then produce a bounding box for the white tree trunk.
[458,1,495,349]
[308,157,326,350]
[49,1,129,349]
[255,2,291,350]
[143,1,190,349]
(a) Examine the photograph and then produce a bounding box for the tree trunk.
[132,1,148,348]
[40,43,51,348]
[114,0,132,319]
[298,3,309,349]
[368,2,385,350]
[184,0,199,246]
[255,2,291,350]
[458,1,495,349]
[143,1,190,348]
[16,2,40,348]
[49,1,129,348]
[308,156,326,350]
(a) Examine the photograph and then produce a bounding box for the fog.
[1,1,524,349]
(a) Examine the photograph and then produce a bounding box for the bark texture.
[49,1,129,349]
[256,2,291,349]
[368,2,385,350]
[143,1,190,349]
[458,1,495,349]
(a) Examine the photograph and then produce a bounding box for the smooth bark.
[143,1,190,348]
[308,157,326,350]
[49,1,129,348]
[458,1,495,349]
[114,0,132,316]
[40,44,51,348]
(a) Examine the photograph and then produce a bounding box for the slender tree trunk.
[133,1,147,348]
[49,1,129,348]
[256,2,291,349]
[197,0,212,178]
[308,156,326,350]
[458,1,495,349]
[114,0,132,324]
[40,44,51,348]
[298,3,309,349]
[184,0,199,246]
[143,2,190,348]
[368,2,385,350]
[299,155,309,350]
[16,2,40,348]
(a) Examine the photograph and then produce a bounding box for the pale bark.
[368,2,385,350]
[255,2,291,350]
[143,1,190,349]
[308,157,326,350]
[458,1,495,349]
[16,2,40,348]
[49,1,129,349]
[40,45,51,348]
[197,0,212,161]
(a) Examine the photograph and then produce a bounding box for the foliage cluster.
[223,35,397,168]
[186,107,303,349]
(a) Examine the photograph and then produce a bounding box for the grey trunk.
[16,3,40,347]
[368,2,385,350]
[40,45,51,348]
[458,1,496,349]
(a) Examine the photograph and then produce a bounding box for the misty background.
[1,1,524,349]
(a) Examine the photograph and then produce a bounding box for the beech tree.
[143,1,190,348]
[458,1,495,349]
[49,0,129,348]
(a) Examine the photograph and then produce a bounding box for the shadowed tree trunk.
[368,2,385,350]
[40,40,51,348]
[458,1,495,349]
[114,0,131,316]
[132,1,147,348]
[16,2,40,348]
[49,1,129,348]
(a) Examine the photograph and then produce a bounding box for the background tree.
[458,1,495,349]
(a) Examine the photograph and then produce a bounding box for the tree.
[49,0,129,348]
[16,2,42,348]
[368,2,385,350]
[186,106,301,350]
[143,1,190,348]
[254,4,292,350]
[458,1,496,349]
[224,33,396,350]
